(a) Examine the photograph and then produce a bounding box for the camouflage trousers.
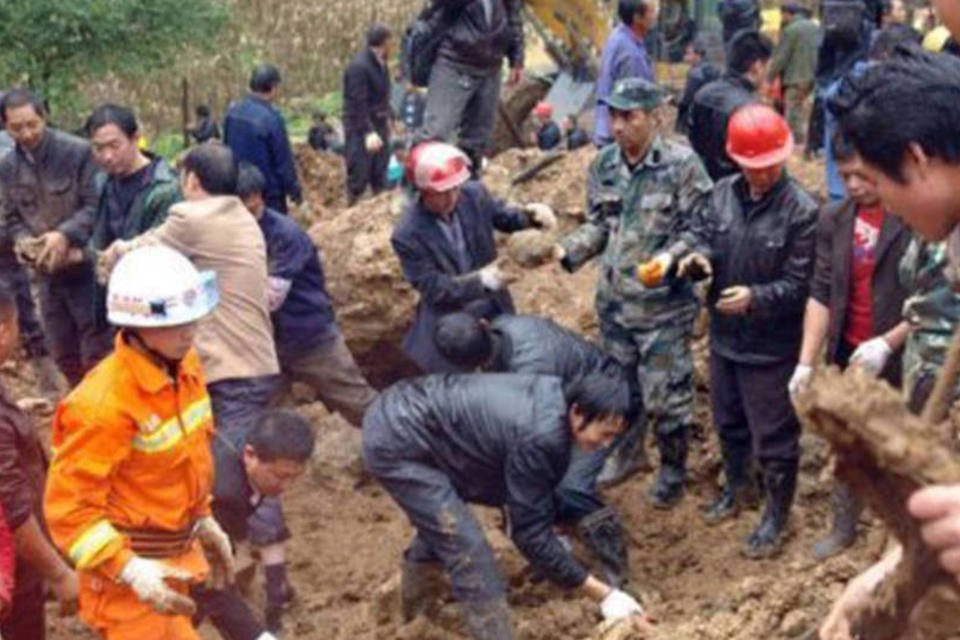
[600,317,696,438]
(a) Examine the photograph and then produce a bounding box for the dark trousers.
[420,58,502,158]
[192,584,265,640]
[37,267,113,386]
[363,417,505,603]
[0,564,45,640]
[709,351,801,464]
[344,127,390,201]
[0,251,47,358]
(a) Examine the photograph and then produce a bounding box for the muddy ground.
[28,118,958,639]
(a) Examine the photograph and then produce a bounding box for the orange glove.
[636,254,672,288]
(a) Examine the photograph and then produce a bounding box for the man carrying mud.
[434,312,633,586]
[819,16,960,636]
[555,77,713,506]
[362,372,651,640]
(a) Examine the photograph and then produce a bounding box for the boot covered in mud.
[576,506,629,587]
[812,481,863,561]
[649,426,688,509]
[703,437,754,524]
[264,563,295,632]
[463,597,514,640]
[596,413,651,489]
[742,459,798,559]
[400,558,448,622]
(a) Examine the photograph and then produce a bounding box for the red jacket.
[0,501,14,612]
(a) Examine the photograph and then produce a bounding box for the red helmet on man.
[409,142,472,193]
[533,101,553,118]
[726,103,794,169]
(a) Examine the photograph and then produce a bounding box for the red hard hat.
[533,101,553,118]
[411,142,471,193]
[726,103,794,169]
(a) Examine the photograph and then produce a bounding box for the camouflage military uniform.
[560,131,713,496]
[899,238,960,413]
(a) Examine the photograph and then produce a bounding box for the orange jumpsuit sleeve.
[44,398,137,580]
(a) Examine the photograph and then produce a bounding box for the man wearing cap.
[675,104,817,558]
[556,78,713,506]
[768,2,820,144]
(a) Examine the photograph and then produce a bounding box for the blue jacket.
[224,95,302,206]
[594,24,654,146]
[391,181,530,373]
[258,208,338,363]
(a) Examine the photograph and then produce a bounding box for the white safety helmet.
[107,244,219,328]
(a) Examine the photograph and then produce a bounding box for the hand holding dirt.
[506,229,559,268]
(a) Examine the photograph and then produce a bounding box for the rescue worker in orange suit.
[44,245,274,640]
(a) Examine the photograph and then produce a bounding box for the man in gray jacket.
[0,89,111,386]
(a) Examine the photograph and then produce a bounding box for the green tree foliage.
[0,0,227,117]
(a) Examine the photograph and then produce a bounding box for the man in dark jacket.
[189,104,221,144]
[391,142,555,373]
[687,31,772,180]
[0,89,113,386]
[419,0,525,170]
[342,24,393,205]
[789,133,911,561]
[224,64,302,213]
[0,285,78,639]
[677,104,817,558]
[238,164,377,427]
[86,104,180,328]
[362,373,648,640]
[676,38,721,136]
[434,312,634,585]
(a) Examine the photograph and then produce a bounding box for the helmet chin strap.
[124,329,183,376]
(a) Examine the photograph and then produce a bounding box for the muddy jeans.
[282,333,378,427]
[420,58,502,159]
[363,422,505,602]
[784,82,813,145]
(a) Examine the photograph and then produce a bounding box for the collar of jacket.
[733,171,791,211]
[614,134,666,174]
[18,127,54,166]
[170,193,246,219]
[114,330,203,394]
[614,22,646,48]
[721,72,756,93]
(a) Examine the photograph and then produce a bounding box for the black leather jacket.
[684,174,818,364]
[436,0,524,73]
[687,74,760,181]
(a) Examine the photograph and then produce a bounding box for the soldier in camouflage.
[555,78,714,508]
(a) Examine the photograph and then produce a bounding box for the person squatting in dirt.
[819,15,960,638]
[790,131,912,561]
[391,141,557,374]
[361,371,653,640]
[44,245,274,640]
[675,104,818,558]
[555,77,713,507]
[434,311,635,586]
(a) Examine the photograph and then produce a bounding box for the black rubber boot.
[264,563,295,633]
[650,427,688,510]
[703,438,754,524]
[597,412,652,489]
[400,559,448,622]
[812,482,864,561]
[576,506,629,588]
[742,459,798,559]
[463,598,514,640]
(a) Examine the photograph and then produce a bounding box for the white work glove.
[849,336,893,376]
[195,516,235,589]
[788,364,813,396]
[524,203,557,230]
[478,263,507,291]
[120,557,196,615]
[266,276,293,312]
[601,588,644,620]
[364,132,384,153]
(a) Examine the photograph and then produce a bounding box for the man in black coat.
[687,31,772,180]
[676,37,721,136]
[391,142,556,373]
[362,373,648,640]
[343,24,393,204]
[434,312,636,585]
[677,104,817,559]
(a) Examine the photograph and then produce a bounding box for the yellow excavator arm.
[522,0,613,70]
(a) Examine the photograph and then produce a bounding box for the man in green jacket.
[768,2,821,143]
[86,104,180,325]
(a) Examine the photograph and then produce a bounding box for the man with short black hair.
[343,24,394,204]
[189,105,220,145]
[224,64,302,213]
[0,88,112,387]
[237,163,377,428]
[594,0,657,147]
[687,30,772,180]
[363,373,650,640]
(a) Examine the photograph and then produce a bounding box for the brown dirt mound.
[294,144,347,228]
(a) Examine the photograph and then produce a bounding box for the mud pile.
[293,144,348,228]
